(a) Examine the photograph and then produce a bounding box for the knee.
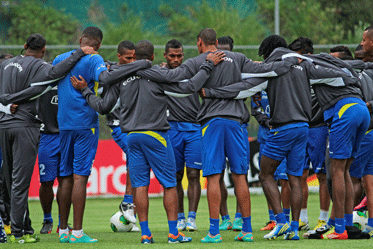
[41,181,54,189]
[176,170,184,182]
[187,169,200,183]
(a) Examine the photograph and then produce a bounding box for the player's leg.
[69,129,99,243]
[38,133,60,234]
[219,168,232,230]
[176,169,186,230]
[316,172,330,228]
[200,119,226,243]
[299,168,309,230]
[225,120,252,242]
[184,130,202,231]
[0,167,11,235]
[275,159,290,223]
[362,172,373,235]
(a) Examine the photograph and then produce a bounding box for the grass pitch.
[4,194,370,248]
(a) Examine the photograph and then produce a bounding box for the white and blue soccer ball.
[110,211,133,232]
[353,211,368,230]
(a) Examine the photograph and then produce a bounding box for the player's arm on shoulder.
[162,52,224,97]
[31,48,94,86]
[71,75,119,115]
[98,60,152,86]
[0,85,51,105]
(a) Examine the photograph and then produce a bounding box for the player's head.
[117,40,135,65]
[23,33,46,59]
[80,26,103,51]
[164,39,184,69]
[361,26,373,54]
[135,40,154,61]
[0,53,13,63]
[217,36,234,51]
[197,28,217,54]
[288,37,313,55]
[329,46,354,60]
[259,35,287,59]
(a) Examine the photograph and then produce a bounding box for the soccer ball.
[110,211,133,232]
[353,211,368,230]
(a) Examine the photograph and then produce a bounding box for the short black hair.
[259,35,287,58]
[81,26,103,47]
[165,39,183,53]
[135,40,154,60]
[330,46,354,60]
[25,33,46,51]
[217,36,234,51]
[117,40,135,55]
[364,26,373,39]
[197,28,216,46]
[288,36,313,55]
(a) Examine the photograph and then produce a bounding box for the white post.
[274,0,280,35]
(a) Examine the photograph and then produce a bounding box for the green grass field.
[4,194,370,248]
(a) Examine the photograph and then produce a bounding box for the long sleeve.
[30,48,86,86]
[80,84,120,115]
[0,85,51,105]
[161,60,215,97]
[98,60,152,85]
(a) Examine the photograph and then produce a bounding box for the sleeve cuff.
[81,87,93,96]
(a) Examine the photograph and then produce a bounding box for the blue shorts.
[168,127,202,172]
[349,130,373,178]
[242,123,250,168]
[59,129,99,177]
[111,126,128,154]
[259,143,288,180]
[327,98,370,159]
[262,123,308,177]
[304,126,328,174]
[127,131,176,188]
[38,133,61,182]
[201,118,247,177]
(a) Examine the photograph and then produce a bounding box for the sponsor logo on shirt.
[97,64,106,71]
[4,62,23,72]
[123,76,140,86]
[51,95,58,105]
[224,57,233,63]
[292,65,303,71]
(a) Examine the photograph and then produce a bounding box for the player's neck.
[202,45,217,53]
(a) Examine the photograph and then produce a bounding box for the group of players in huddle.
[0,24,373,244]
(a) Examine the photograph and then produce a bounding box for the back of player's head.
[330,46,354,60]
[25,33,46,51]
[197,28,217,45]
[117,40,135,55]
[288,37,313,55]
[165,39,183,53]
[364,25,373,38]
[135,40,154,60]
[0,53,13,63]
[217,36,234,51]
[259,35,287,59]
[81,26,103,48]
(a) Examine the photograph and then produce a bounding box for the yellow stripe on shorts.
[202,125,209,137]
[91,128,95,135]
[128,131,167,147]
[366,129,372,135]
[338,103,357,119]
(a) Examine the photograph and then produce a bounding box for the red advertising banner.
[29,140,163,198]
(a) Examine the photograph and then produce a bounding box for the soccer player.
[0,33,96,243]
[161,39,202,232]
[136,29,297,243]
[72,40,224,244]
[288,37,331,231]
[199,34,361,240]
[251,91,291,230]
[53,27,152,243]
[216,36,247,231]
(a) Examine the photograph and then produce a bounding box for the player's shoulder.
[53,50,74,64]
[86,53,104,62]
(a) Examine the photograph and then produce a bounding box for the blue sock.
[122,194,133,203]
[368,218,373,228]
[188,211,196,219]
[274,212,287,225]
[222,215,230,221]
[335,218,345,234]
[344,214,353,226]
[168,220,178,236]
[283,208,291,223]
[269,210,275,221]
[210,218,220,236]
[235,213,242,219]
[327,218,335,227]
[242,217,252,233]
[178,213,185,221]
[139,221,151,237]
[291,221,299,232]
[44,213,53,223]
[58,214,61,227]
